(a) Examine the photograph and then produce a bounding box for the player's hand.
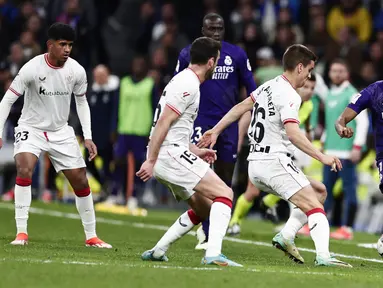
[136,160,154,182]
[197,129,219,149]
[0,138,3,150]
[84,139,98,161]
[196,148,217,164]
[350,147,362,164]
[335,123,354,138]
[320,154,342,172]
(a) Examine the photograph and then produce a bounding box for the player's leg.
[228,179,259,236]
[193,169,242,266]
[142,192,210,261]
[288,185,351,267]
[62,167,111,248]
[109,135,128,204]
[48,126,111,248]
[322,163,339,217]
[11,152,39,245]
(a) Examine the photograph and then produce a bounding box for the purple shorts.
[191,116,238,163]
[114,135,148,161]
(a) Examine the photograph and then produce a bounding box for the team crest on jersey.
[66,74,73,84]
[224,56,232,65]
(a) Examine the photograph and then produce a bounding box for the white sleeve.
[165,84,195,116]
[73,66,88,96]
[279,94,301,125]
[9,62,33,96]
[313,73,328,102]
[0,90,20,138]
[353,110,369,148]
[75,95,92,140]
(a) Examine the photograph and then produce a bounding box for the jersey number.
[15,131,29,143]
[180,150,197,165]
[153,90,167,127]
[248,102,266,143]
[287,161,299,174]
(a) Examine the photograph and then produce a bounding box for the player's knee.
[16,166,33,179]
[316,183,327,204]
[70,169,90,195]
[299,198,324,214]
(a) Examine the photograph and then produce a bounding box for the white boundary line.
[0,203,382,264]
[0,257,349,276]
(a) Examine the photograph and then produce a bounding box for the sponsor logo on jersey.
[212,65,234,80]
[39,86,70,96]
[39,76,46,82]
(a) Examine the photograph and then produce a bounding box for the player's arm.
[336,86,373,138]
[197,96,254,149]
[74,68,92,140]
[0,64,31,146]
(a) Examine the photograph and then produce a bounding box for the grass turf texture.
[0,201,382,288]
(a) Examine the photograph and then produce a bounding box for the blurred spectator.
[19,30,41,61]
[324,26,363,81]
[368,41,383,79]
[6,42,26,78]
[136,0,156,55]
[0,0,18,23]
[240,22,266,69]
[327,0,372,43]
[271,24,295,60]
[307,14,329,58]
[149,46,171,90]
[88,64,119,192]
[13,1,35,38]
[359,61,378,89]
[110,55,157,208]
[26,13,45,49]
[152,2,176,42]
[0,14,11,59]
[254,47,283,85]
[230,1,258,43]
[322,59,369,240]
[278,7,304,44]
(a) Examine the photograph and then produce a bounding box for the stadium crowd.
[1,0,383,237]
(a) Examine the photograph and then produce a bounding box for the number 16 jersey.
[247,75,302,160]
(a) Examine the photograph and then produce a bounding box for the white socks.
[153,210,200,258]
[205,198,232,257]
[281,206,307,240]
[14,178,32,234]
[75,192,97,240]
[307,208,331,259]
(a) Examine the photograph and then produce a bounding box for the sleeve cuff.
[166,103,181,115]
[283,118,300,125]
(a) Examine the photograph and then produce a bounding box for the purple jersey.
[348,81,383,159]
[175,41,257,120]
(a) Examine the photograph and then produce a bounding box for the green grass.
[0,201,382,288]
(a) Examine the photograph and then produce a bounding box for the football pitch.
[0,202,382,288]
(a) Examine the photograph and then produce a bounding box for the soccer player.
[175,13,257,249]
[137,37,241,267]
[228,75,318,236]
[336,80,383,256]
[0,23,112,248]
[198,44,351,267]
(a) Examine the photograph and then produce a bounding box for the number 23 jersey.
[150,68,201,148]
[247,75,302,160]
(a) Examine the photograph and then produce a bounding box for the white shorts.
[153,145,210,201]
[13,125,86,172]
[248,154,310,200]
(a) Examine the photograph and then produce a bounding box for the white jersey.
[247,75,302,160]
[150,68,200,148]
[9,54,87,131]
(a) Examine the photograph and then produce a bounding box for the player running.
[0,23,111,248]
[198,44,352,267]
[336,80,383,256]
[137,37,241,267]
[175,13,257,249]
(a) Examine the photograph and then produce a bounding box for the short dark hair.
[190,37,221,65]
[48,23,76,41]
[203,13,224,24]
[330,58,350,72]
[282,44,317,71]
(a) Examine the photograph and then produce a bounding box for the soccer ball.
[377,237,383,257]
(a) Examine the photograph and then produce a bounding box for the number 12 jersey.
[247,75,302,160]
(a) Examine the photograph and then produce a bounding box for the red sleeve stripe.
[283,118,300,125]
[9,87,22,97]
[166,103,181,115]
[75,92,86,97]
[250,92,256,103]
